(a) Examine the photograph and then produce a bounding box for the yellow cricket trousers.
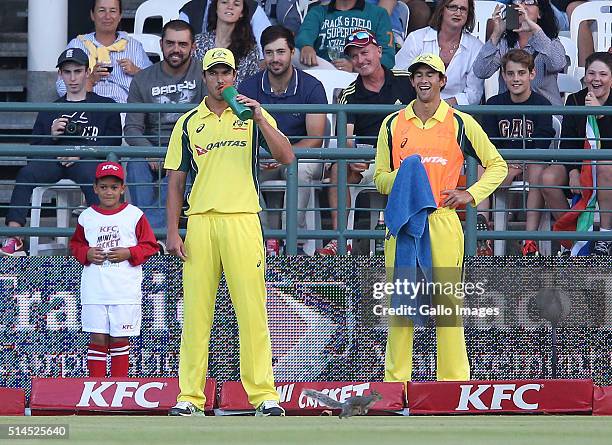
[177,213,279,409]
[384,207,471,382]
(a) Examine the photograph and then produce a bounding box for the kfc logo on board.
[455,383,542,411]
[77,381,165,408]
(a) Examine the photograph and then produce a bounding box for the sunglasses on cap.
[513,0,538,5]
[346,30,378,44]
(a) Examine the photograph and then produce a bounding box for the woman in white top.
[395,0,484,105]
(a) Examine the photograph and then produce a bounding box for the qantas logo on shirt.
[194,140,247,156]
[421,156,448,166]
[194,145,210,156]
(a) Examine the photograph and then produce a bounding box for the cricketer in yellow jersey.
[374,54,507,382]
[165,48,294,417]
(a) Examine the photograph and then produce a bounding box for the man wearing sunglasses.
[317,30,415,255]
[295,0,395,72]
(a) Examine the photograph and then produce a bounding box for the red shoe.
[0,237,26,256]
[316,240,353,255]
[316,239,338,256]
[522,240,540,256]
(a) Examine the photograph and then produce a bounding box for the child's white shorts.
[81,304,142,337]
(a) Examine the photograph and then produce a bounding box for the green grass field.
[1,416,612,445]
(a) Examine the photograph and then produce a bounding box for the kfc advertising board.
[407,379,593,414]
[30,378,216,415]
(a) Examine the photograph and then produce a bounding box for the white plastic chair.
[473,1,504,44]
[559,35,578,77]
[570,1,612,54]
[29,179,82,255]
[492,116,561,255]
[303,69,357,106]
[129,33,164,60]
[557,73,583,99]
[133,0,188,34]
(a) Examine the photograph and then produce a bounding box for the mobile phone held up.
[505,5,520,31]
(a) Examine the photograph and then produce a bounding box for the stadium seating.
[29,179,82,256]
[492,116,561,256]
[570,1,612,54]
[473,1,504,44]
[129,33,164,61]
[133,0,189,34]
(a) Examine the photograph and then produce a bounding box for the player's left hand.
[107,247,131,263]
[118,58,139,76]
[236,94,264,124]
[441,189,474,209]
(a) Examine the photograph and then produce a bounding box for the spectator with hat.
[1,48,121,256]
[295,0,395,72]
[317,30,415,255]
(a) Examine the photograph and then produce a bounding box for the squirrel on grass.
[301,389,383,418]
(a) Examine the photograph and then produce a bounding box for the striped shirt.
[56,31,152,104]
[473,30,566,106]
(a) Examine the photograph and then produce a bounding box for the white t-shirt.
[78,204,144,305]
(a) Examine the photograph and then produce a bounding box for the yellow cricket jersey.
[374,100,508,206]
[164,99,279,215]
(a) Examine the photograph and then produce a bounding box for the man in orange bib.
[374,54,507,381]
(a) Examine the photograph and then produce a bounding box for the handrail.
[1,102,611,256]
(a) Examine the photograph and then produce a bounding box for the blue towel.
[385,155,437,326]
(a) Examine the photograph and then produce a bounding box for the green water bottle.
[221,85,253,121]
[374,211,385,256]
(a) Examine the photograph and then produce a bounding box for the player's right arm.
[373,113,399,195]
[164,112,192,261]
[166,170,187,261]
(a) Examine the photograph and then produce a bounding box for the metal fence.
[0,102,611,255]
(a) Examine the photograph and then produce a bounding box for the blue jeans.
[126,159,168,230]
[6,160,98,227]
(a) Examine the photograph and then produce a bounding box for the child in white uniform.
[70,161,159,377]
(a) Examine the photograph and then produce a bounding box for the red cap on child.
[95,161,124,181]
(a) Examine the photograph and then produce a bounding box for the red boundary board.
[593,386,612,415]
[219,381,405,415]
[407,379,593,414]
[29,378,216,415]
[0,388,25,415]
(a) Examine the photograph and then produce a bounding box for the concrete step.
[0,33,27,58]
[0,112,36,131]
[0,69,26,92]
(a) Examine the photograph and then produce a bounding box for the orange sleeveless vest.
[389,107,465,207]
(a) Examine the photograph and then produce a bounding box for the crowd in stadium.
[1,0,611,258]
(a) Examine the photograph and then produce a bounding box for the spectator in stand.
[295,0,395,72]
[317,30,415,255]
[124,20,206,238]
[401,0,433,34]
[473,0,566,106]
[181,0,292,56]
[194,0,260,87]
[480,49,555,256]
[57,0,152,104]
[541,52,612,256]
[1,48,122,256]
[395,0,484,106]
[238,26,327,255]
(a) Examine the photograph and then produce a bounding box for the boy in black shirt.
[480,49,555,256]
[1,48,121,256]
